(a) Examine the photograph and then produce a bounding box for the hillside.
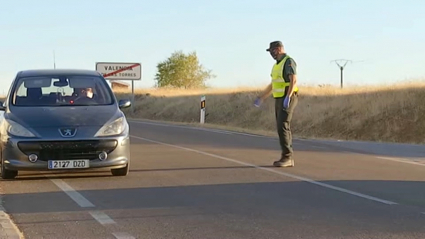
[115,82,425,144]
[1,82,424,144]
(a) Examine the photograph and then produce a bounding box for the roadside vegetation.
[113,50,425,144]
[116,81,425,144]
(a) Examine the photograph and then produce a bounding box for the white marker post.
[200,95,206,124]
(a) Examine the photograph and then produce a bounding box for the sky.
[1,0,424,94]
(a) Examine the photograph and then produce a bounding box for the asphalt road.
[1,119,425,239]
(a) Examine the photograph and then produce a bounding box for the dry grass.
[114,80,425,144]
[3,81,425,144]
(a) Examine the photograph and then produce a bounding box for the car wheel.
[111,163,129,176]
[1,158,18,180]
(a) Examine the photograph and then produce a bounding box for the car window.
[11,75,114,106]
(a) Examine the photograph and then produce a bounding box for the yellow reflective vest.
[270,55,298,98]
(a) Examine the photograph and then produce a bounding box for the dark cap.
[266,41,283,51]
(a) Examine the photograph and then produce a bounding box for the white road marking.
[375,156,425,167]
[50,179,95,207]
[50,181,136,238]
[129,120,331,149]
[129,120,271,138]
[112,232,136,239]
[194,128,233,134]
[89,211,115,225]
[130,135,398,205]
[324,150,425,167]
[130,120,425,167]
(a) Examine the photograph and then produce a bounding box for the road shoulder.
[0,187,24,239]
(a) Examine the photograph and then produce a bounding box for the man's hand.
[283,96,290,109]
[254,97,262,107]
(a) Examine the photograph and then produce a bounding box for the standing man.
[254,41,299,167]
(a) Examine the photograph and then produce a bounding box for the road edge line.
[375,156,425,167]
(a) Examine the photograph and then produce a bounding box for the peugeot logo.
[59,128,77,137]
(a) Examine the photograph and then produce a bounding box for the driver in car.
[73,87,95,104]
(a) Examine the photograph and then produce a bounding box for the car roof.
[17,69,102,78]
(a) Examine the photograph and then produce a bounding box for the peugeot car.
[0,69,132,179]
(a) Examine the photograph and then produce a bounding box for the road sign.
[95,62,142,113]
[96,62,141,80]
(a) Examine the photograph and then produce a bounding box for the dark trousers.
[274,93,298,159]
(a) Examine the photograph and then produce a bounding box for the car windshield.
[11,75,114,106]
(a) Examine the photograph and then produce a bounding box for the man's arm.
[284,58,297,97]
[258,83,272,101]
[287,74,297,97]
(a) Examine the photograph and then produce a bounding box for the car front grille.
[17,140,118,161]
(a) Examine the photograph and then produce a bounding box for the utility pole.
[331,59,352,88]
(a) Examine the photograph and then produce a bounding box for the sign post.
[95,62,142,112]
[200,95,206,124]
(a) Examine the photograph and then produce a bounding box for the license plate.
[48,160,89,169]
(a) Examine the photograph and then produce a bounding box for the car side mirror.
[0,101,5,111]
[118,99,131,109]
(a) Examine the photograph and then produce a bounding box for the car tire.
[1,158,18,180]
[111,163,129,176]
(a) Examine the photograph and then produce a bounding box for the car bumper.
[1,135,131,171]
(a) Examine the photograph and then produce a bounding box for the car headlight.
[95,117,127,137]
[2,119,35,137]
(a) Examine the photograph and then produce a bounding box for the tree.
[154,50,215,89]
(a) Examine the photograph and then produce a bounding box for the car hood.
[6,105,120,128]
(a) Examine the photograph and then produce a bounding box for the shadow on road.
[2,178,425,214]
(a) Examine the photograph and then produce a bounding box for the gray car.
[0,69,132,179]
